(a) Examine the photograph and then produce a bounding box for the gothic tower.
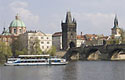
[61,11,77,50]
[111,15,121,38]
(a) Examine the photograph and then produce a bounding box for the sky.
[0,0,125,36]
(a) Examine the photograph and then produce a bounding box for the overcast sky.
[0,0,125,35]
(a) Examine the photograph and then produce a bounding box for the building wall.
[52,36,62,51]
[112,28,121,38]
[0,36,13,45]
[9,27,26,36]
[19,32,52,54]
[77,39,85,47]
[62,23,77,50]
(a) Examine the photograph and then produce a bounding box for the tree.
[120,28,125,43]
[30,38,42,55]
[0,41,12,61]
[47,46,56,56]
[11,38,28,57]
[15,48,28,56]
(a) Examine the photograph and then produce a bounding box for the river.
[0,61,125,80]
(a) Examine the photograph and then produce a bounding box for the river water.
[0,61,125,80]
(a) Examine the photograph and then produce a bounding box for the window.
[19,29,22,33]
[41,42,44,44]
[41,37,44,39]
[42,46,44,49]
[47,37,49,39]
[14,29,16,34]
[30,37,33,39]
[47,42,49,44]
[47,46,49,48]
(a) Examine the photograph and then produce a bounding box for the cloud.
[9,1,39,29]
[72,12,115,35]
[10,1,28,8]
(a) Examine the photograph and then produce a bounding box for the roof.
[19,55,50,57]
[1,28,12,36]
[52,32,62,37]
[10,15,25,27]
[77,35,85,40]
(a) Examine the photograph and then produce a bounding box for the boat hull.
[5,62,68,66]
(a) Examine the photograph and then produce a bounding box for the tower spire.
[114,14,118,28]
[15,13,19,20]
[65,11,72,23]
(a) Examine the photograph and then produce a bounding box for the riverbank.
[0,61,5,65]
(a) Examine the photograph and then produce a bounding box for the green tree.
[47,46,56,56]
[120,28,125,43]
[0,41,12,61]
[11,38,28,57]
[15,48,28,56]
[30,38,42,55]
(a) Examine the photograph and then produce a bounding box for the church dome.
[10,14,26,27]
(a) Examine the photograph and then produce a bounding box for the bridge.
[63,44,125,61]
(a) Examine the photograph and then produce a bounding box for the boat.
[4,55,68,66]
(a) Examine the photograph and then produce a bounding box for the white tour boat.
[4,55,68,66]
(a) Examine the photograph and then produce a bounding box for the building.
[19,31,52,54]
[0,14,26,45]
[52,32,62,51]
[84,34,109,46]
[61,11,77,50]
[76,33,85,47]
[111,15,121,38]
[0,28,14,45]
[52,32,85,50]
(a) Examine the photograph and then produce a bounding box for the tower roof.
[2,27,11,35]
[114,14,119,28]
[10,14,26,27]
[65,11,72,23]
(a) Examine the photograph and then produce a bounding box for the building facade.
[19,31,52,54]
[76,34,85,47]
[61,11,77,50]
[52,32,62,51]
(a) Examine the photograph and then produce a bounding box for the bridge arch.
[69,41,76,48]
[109,48,124,59]
[86,48,101,60]
[63,48,80,61]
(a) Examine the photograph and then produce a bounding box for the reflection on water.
[0,61,125,80]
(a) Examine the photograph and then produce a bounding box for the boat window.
[51,60,61,62]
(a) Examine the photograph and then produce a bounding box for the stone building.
[19,31,52,54]
[52,32,62,51]
[61,11,77,50]
[52,32,85,50]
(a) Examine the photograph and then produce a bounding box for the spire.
[2,27,6,34]
[114,14,119,28]
[73,18,76,23]
[65,11,72,23]
[15,13,19,20]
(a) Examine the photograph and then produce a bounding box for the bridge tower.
[61,11,77,50]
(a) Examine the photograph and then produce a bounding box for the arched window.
[14,29,16,34]
[19,29,22,33]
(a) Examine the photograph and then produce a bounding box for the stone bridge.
[63,44,125,61]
